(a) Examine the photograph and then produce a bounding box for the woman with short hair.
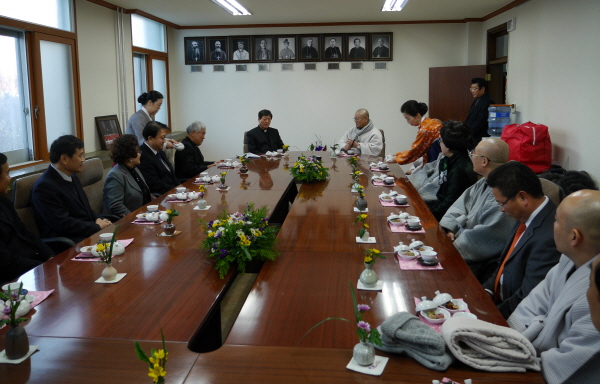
[102,135,152,217]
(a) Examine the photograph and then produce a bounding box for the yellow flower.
[373,249,380,254]
[365,256,373,263]
[96,243,106,252]
[148,364,166,383]
[207,232,215,237]
[364,223,369,228]
[360,214,368,220]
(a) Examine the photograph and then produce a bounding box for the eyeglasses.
[469,87,480,91]
[498,195,515,208]
[353,117,365,121]
[468,149,489,161]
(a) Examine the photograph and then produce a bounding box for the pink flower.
[357,304,370,312]
[357,321,371,333]
[2,306,11,315]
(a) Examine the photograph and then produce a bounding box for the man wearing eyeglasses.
[482,161,561,319]
[439,138,514,281]
[465,77,495,148]
[337,109,384,156]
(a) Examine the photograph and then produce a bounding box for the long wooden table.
[0,152,543,383]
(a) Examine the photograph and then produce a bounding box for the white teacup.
[2,282,23,295]
[395,195,408,204]
[225,158,232,162]
[420,250,438,262]
[378,162,389,170]
[188,192,199,200]
[176,187,186,193]
[384,176,395,185]
[146,212,159,222]
[277,149,283,154]
[406,218,421,228]
[224,161,232,167]
[147,205,159,212]
[176,192,187,200]
[99,233,113,243]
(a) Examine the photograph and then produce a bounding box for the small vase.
[239,165,248,174]
[219,181,228,189]
[5,324,30,359]
[102,264,118,281]
[356,196,368,211]
[353,341,375,366]
[163,222,176,235]
[360,230,370,242]
[360,262,378,287]
[197,199,207,209]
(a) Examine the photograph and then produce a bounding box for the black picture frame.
[207,37,229,64]
[370,33,393,61]
[276,36,297,62]
[95,115,122,150]
[184,37,206,65]
[298,34,320,61]
[322,35,345,61]
[230,36,251,63]
[253,36,275,62]
[347,34,369,61]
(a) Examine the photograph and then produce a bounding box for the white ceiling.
[101,0,517,27]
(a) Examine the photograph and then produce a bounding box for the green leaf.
[295,317,352,347]
[134,341,151,363]
[349,281,360,322]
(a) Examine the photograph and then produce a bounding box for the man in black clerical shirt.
[465,77,495,147]
[175,121,222,181]
[246,109,284,154]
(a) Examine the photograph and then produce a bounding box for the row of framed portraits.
[184,33,393,65]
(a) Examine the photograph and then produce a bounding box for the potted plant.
[0,282,30,359]
[196,185,208,209]
[238,154,249,174]
[96,225,120,281]
[359,248,386,288]
[290,155,329,183]
[355,185,367,211]
[350,283,382,366]
[160,209,179,235]
[353,213,370,241]
[218,171,228,189]
[134,326,168,384]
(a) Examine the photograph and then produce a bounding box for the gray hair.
[186,121,206,134]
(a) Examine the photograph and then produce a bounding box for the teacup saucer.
[404,223,423,231]
[417,257,439,266]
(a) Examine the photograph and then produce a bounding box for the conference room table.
[1,152,543,383]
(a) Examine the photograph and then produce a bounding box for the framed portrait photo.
[207,36,229,64]
[95,115,122,150]
[347,34,369,61]
[253,36,275,62]
[230,36,251,63]
[298,34,320,61]
[276,36,297,62]
[370,33,393,61]
[322,35,344,61]
[184,37,206,65]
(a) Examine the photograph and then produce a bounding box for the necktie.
[157,152,171,173]
[493,222,527,303]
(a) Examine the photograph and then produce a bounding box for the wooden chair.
[378,129,386,157]
[243,131,249,153]
[77,158,105,214]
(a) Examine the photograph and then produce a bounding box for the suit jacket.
[372,46,390,57]
[31,166,101,244]
[174,137,213,181]
[102,164,150,217]
[301,46,318,59]
[255,49,272,60]
[126,109,152,146]
[246,126,284,154]
[349,47,366,58]
[483,199,561,318]
[325,46,342,59]
[465,92,494,147]
[0,196,53,284]
[137,143,180,196]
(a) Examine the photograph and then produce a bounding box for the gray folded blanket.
[374,312,455,371]
[441,317,540,372]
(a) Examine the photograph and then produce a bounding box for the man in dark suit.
[465,77,495,147]
[301,38,318,59]
[31,135,112,245]
[246,109,284,154]
[324,37,342,59]
[483,161,561,318]
[137,121,180,196]
[349,38,366,59]
[0,153,54,283]
[372,38,390,58]
[188,40,203,62]
[175,121,221,181]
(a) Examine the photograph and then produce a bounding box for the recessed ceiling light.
[382,0,410,12]
[211,0,252,16]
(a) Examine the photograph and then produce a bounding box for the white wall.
[483,0,600,180]
[169,24,468,161]
[76,0,134,153]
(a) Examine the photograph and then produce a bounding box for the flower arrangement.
[348,155,361,171]
[164,209,179,224]
[134,327,168,384]
[353,213,369,238]
[290,155,329,183]
[237,154,249,165]
[199,203,279,279]
[197,184,206,198]
[350,283,382,346]
[219,171,228,185]
[96,224,119,265]
[282,144,290,153]
[355,184,365,198]
[308,134,327,151]
[363,248,385,265]
[0,283,27,327]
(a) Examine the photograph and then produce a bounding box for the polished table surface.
[1,152,543,383]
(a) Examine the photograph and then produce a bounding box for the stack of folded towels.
[375,312,454,370]
[441,317,540,372]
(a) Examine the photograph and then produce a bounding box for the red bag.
[501,122,552,173]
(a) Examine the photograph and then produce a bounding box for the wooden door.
[428,65,486,122]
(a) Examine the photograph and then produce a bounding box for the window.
[131,14,165,53]
[0,0,73,32]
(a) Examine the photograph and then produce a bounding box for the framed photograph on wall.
[298,34,320,61]
[207,37,229,64]
[322,35,344,61]
[253,36,275,62]
[276,36,297,62]
[184,37,206,64]
[370,33,393,61]
[347,34,368,61]
[230,36,251,63]
[95,115,122,150]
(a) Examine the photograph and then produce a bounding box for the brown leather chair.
[378,129,386,157]
[77,158,104,214]
[539,177,564,206]
[243,131,249,153]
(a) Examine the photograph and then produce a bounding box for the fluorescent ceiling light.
[382,0,410,12]
[211,0,251,16]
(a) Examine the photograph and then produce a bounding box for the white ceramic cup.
[147,205,159,212]
[384,176,395,185]
[99,233,113,242]
[406,218,421,228]
[277,149,283,153]
[395,195,407,204]
[420,250,438,262]
[176,192,187,200]
[176,187,186,193]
